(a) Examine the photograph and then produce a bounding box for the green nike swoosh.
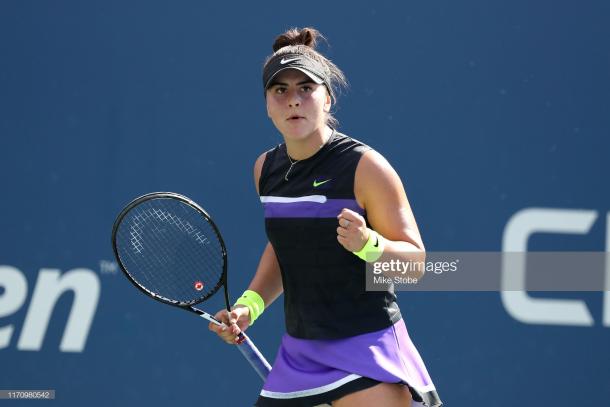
[313,179,331,187]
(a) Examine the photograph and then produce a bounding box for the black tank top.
[259,129,401,339]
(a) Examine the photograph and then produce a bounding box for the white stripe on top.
[260,195,327,204]
[260,374,362,399]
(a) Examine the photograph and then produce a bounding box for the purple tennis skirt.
[255,319,442,406]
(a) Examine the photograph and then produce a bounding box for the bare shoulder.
[355,149,423,247]
[253,151,268,196]
[357,149,397,174]
[355,149,407,208]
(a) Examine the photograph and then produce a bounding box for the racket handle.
[195,308,272,380]
[236,332,272,380]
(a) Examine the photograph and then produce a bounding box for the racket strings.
[115,198,224,304]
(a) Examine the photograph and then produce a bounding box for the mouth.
[287,115,305,121]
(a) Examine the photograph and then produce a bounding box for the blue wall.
[1,1,609,405]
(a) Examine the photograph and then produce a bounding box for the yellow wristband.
[353,229,384,262]
[234,290,265,326]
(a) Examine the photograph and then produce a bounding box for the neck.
[285,126,333,160]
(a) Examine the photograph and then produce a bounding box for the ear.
[323,93,332,113]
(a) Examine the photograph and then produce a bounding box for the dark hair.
[264,27,347,129]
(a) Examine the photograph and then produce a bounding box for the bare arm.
[337,149,426,275]
[356,150,425,253]
[208,151,283,343]
[248,151,284,307]
[247,241,283,307]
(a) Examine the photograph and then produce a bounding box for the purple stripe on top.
[263,198,364,218]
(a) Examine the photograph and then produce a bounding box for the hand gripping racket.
[111,192,272,380]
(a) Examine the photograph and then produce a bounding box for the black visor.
[263,53,330,91]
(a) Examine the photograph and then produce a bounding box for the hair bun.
[272,27,322,52]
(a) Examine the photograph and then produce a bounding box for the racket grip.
[236,332,272,380]
[193,308,271,380]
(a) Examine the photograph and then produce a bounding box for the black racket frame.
[111,191,232,311]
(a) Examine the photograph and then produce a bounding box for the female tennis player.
[209,27,442,407]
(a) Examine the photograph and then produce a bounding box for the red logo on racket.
[194,281,204,291]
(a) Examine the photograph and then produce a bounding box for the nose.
[287,88,301,107]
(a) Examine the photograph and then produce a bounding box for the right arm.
[208,151,284,343]
[246,151,284,308]
[246,241,283,309]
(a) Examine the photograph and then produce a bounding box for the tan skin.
[209,69,424,406]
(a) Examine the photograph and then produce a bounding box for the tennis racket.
[111,191,272,380]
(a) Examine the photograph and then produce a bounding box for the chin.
[282,124,315,141]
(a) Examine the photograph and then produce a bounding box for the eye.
[274,87,287,94]
[301,85,312,92]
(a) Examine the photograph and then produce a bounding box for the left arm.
[336,150,426,272]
